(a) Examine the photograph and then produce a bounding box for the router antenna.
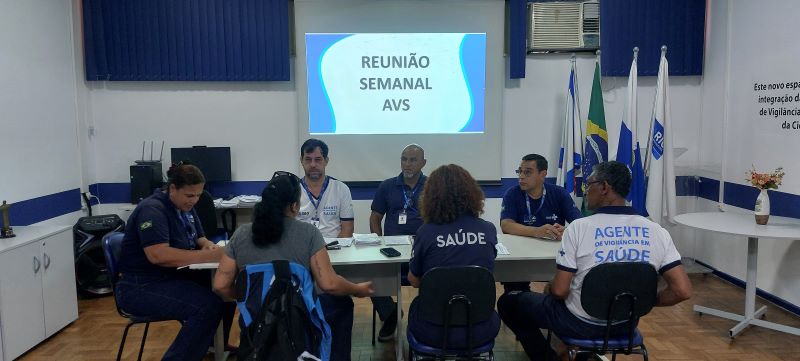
[141,141,146,162]
[150,141,154,161]
[159,141,165,162]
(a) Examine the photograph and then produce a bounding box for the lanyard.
[524,187,547,223]
[176,210,198,249]
[402,178,423,212]
[301,176,330,217]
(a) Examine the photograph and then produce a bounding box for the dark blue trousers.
[497,291,635,361]
[318,294,355,361]
[116,273,224,361]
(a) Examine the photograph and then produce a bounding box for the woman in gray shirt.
[213,172,373,361]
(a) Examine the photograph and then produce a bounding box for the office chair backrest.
[102,232,126,287]
[195,190,221,238]
[419,266,496,326]
[580,262,658,322]
[102,231,132,318]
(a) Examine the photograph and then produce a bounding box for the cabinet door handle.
[44,253,51,270]
[33,256,41,273]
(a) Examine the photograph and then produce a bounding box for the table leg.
[694,236,800,338]
[396,262,404,361]
[209,270,228,361]
[214,322,226,361]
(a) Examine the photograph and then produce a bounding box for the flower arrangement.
[746,166,785,190]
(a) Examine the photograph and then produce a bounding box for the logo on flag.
[651,120,664,160]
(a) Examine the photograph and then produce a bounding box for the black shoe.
[378,309,398,342]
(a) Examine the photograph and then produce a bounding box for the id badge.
[398,212,407,225]
[524,216,536,225]
[311,218,321,229]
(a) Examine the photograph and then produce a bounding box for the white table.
[192,233,560,360]
[674,212,800,338]
[318,234,560,360]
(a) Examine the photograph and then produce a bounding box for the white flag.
[557,60,583,204]
[616,53,647,215]
[645,51,677,224]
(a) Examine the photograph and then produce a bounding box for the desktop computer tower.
[130,162,163,203]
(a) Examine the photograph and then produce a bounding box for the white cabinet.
[0,226,77,361]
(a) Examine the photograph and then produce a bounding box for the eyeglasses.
[515,168,536,177]
[271,171,299,181]
[585,180,604,187]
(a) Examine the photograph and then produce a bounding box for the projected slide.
[306,33,486,134]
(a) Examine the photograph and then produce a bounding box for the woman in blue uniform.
[116,163,228,361]
[407,164,501,349]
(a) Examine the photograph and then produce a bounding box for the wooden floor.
[17,273,800,361]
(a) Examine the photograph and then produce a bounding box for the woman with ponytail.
[213,171,373,360]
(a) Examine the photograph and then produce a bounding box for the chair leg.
[641,344,649,361]
[567,348,577,361]
[117,322,134,361]
[372,306,377,346]
[137,322,150,361]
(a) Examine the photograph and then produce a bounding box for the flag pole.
[595,49,602,86]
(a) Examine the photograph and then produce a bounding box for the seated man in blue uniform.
[500,154,582,293]
[369,144,427,341]
[497,161,692,361]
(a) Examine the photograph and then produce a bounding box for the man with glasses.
[497,161,691,361]
[368,144,427,341]
[500,154,582,293]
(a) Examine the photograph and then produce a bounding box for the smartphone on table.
[379,247,401,257]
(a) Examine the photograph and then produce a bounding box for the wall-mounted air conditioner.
[527,0,600,53]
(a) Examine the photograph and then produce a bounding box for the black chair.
[407,266,497,360]
[556,262,658,361]
[102,232,181,361]
[195,190,227,243]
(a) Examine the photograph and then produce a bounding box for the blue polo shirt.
[409,214,497,278]
[119,190,206,276]
[500,182,582,227]
[371,173,426,236]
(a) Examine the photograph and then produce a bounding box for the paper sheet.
[495,243,510,255]
[382,235,412,245]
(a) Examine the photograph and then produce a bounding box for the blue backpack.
[236,260,332,360]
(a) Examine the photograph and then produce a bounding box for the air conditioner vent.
[528,1,600,52]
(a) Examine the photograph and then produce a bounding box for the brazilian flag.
[581,61,608,214]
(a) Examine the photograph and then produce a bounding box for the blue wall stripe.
[694,259,800,318]
[85,177,800,216]
[5,189,82,226]
[20,176,798,226]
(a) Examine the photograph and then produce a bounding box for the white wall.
[11,0,799,307]
[1,1,82,207]
[681,0,800,306]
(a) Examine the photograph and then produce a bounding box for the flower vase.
[754,189,770,225]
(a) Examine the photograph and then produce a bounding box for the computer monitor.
[170,146,232,182]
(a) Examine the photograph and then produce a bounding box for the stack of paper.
[495,243,510,255]
[219,198,240,208]
[383,235,412,245]
[353,233,381,246]
[238,195,261,207]
[324,237,354,247]
[213,198,223,207]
